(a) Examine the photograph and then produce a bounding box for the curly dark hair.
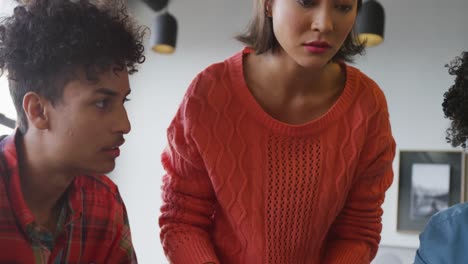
[442,52,468,148]
[0,0,146,134]
[236,0,365,62]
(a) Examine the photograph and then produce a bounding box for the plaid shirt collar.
[0,130,83,240]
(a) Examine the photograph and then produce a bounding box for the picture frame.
[397,150,465,233]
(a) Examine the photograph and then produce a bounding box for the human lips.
[102,139,125,158]
[303,41,332,54]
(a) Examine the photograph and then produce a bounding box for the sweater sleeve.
[159,75,220,264]
[323,89,396,264]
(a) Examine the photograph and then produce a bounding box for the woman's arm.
[323,89,396,264]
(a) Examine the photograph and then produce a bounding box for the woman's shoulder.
[197,50,243,83]
[345,65,380,91]
[345,64,388,108]
[183,50,244,102]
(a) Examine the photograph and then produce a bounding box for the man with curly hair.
[414,52,468,264]
[0,0,145,263]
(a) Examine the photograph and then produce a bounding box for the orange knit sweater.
[159,48,396,264]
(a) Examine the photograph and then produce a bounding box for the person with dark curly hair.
[159,0,396,263]
[414,52,468,264]
[0,0,145,263]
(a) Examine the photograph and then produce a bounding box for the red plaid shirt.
[0,132,137,264]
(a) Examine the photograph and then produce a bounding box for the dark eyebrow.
[94,88,131,97]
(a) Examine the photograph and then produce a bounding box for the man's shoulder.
[417,203,468,263]
[428,203,468,227]
[423,202,468,245]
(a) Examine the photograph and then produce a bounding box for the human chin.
[95,159,116,174]
[80,158,116,175]
[294,50,330,67]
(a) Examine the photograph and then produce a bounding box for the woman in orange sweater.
[159,0,396,263]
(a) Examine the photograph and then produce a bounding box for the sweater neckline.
[228,47,359,136]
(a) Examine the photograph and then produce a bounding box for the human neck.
[16,132,75,230]
[246,49,344,99]
[242,49,348,125]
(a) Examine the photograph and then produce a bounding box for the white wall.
[119,0,468,263]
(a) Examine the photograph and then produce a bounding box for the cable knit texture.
[159,48,396,264]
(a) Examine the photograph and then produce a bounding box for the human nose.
[311,6,334,33]
[113,107,131,135]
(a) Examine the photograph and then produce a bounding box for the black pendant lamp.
[142,0,178,54]
[142,0,169,11]
[355,0,385,47]
[151,11,177,54]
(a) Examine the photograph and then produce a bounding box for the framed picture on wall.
[397,150,465,233]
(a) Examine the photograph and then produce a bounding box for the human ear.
[22,92,49,130]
